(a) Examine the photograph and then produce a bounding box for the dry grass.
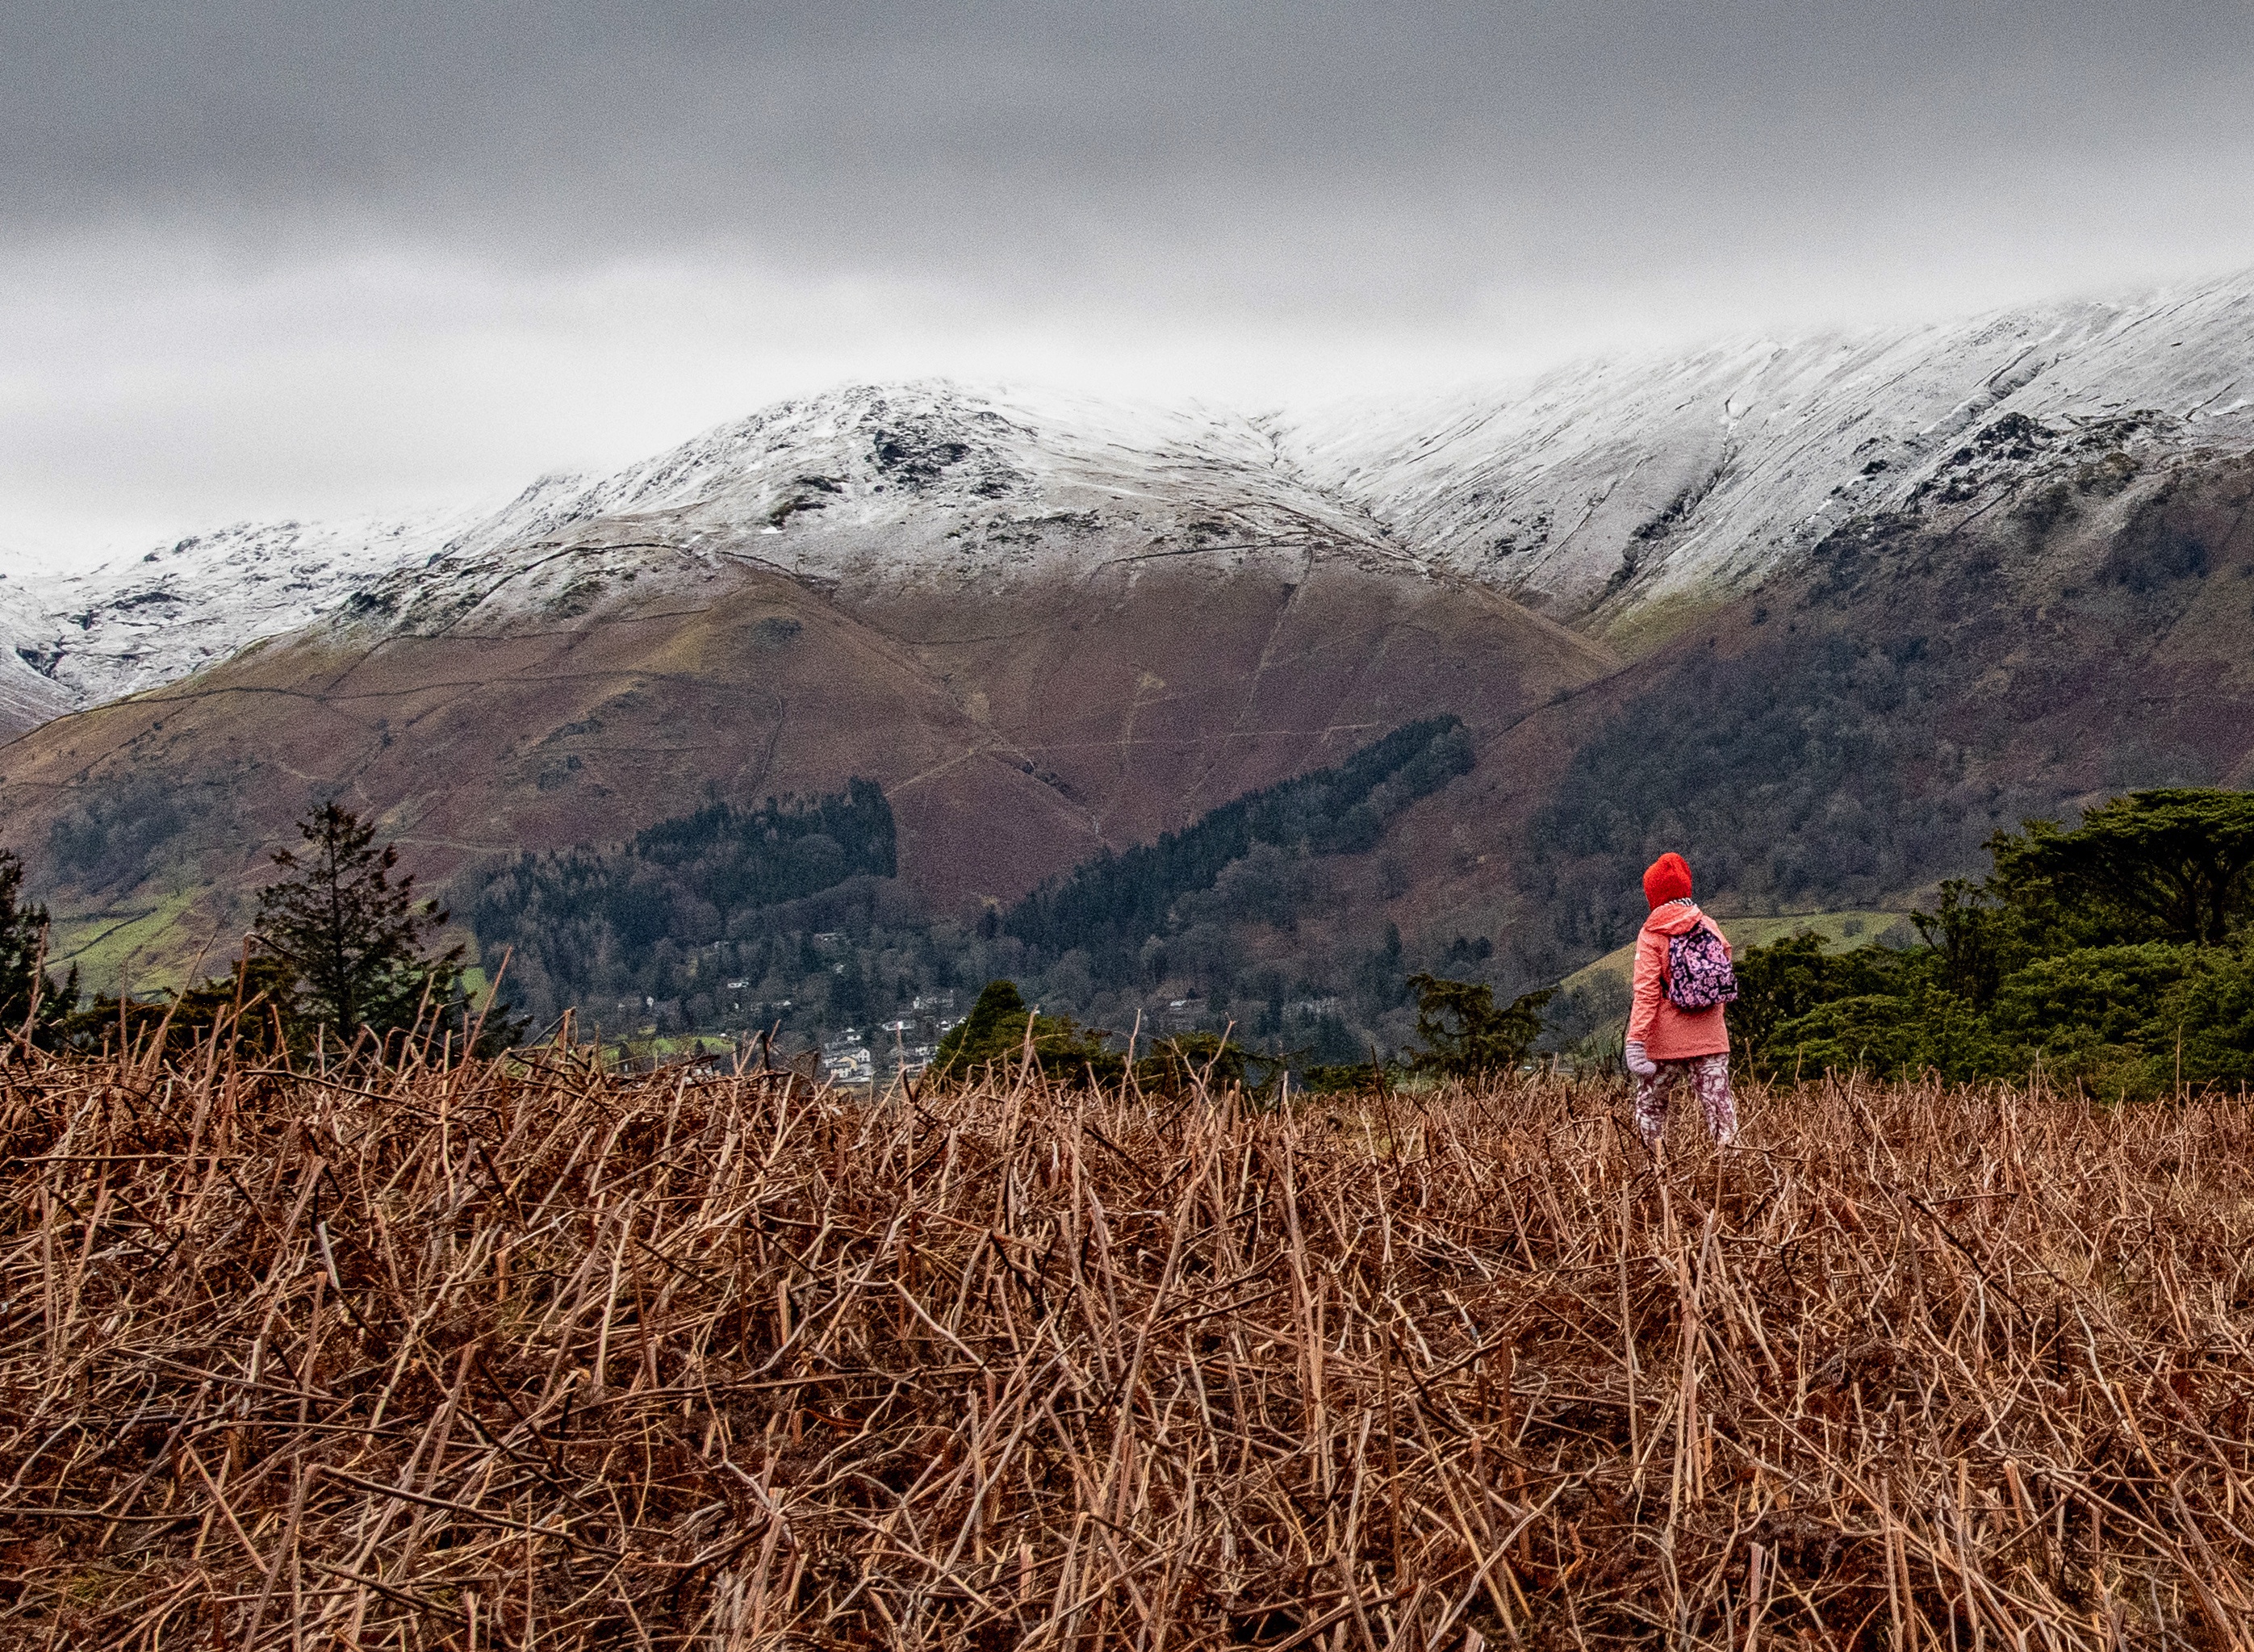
[4,1039,2254,1650]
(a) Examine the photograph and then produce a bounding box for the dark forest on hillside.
[1004,715,1472,976]
[453,721,1479,1057]
[463,780,902,1031]
[1519,633,2035,964]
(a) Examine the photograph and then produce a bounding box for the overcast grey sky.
[6,0,2253,567]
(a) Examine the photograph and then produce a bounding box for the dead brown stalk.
[2,1042,2252,1649]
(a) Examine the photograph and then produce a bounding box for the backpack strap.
[1659,919,1708,974]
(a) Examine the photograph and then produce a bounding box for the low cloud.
[5,1,2254,563]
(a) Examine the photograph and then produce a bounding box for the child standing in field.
[1624,851,1738,1152]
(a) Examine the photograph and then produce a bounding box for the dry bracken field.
[4,1038,2254,1650]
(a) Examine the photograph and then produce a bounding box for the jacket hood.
[1642,900,1708,937]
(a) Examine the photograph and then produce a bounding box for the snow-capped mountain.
[1288,273,2254,624]
[1,385,1396,712]
[318,383,1453,657]
[6,273,2252,720]
[5,503,542,710]
[315,383,1399,639]
[0,572,73,736]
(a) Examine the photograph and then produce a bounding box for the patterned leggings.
[1634,1054,1738,1150]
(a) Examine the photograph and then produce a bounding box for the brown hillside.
[0,535,1610,990]
[1353,442,2254,981]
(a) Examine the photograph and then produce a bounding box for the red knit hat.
[1642,852,1692,909]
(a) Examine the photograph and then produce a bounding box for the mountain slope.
[1290,273,2254,639]
[1378,433,2254,989]
[10,278,2251,716]
[3,278,2252,1013]
[0,387,1611,989]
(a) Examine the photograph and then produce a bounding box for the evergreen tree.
[1729,931,1908,1080]
[1403,972,1553,1080]
[0,848,75,1048]
[929,979,1120,1082]
[1997,788,2254,945]
[256,803,471,1039]
[1734,786,2254,1094]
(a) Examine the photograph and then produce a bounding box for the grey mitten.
[1623,1039,1658,1078]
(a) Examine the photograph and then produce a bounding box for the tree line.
[459,779,897,1027]
[2,803,510,1057]
[1731,788,2254,1095]
[1003,716,1474,986]
[922,964,1556,1100]
[17,780,2250,1096]
[937,779,2254,1097]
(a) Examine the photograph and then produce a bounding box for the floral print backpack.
[1662,922,1738,1010]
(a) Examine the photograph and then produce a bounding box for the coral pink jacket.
[1626,901,1733,1060]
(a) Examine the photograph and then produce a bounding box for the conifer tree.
[256,803,468,1039]
[928,978,1119,1081]
[1998,788,2254,946]
[1403,972,1553,1080]
[0,848,75,1048]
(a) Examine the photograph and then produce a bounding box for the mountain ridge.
[5,275,2253,1020]
[1289,271,2254,634]
[7,273,2252,730]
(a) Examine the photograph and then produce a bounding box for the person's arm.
[1624,929,1661,1076]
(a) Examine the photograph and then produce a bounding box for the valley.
[5,277,2253,1061]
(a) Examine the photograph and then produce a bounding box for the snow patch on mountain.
[7,274,2252,721]
[1285,273,2254,623]
[321,383,1411,638]
[6,499,543,709]
[0,572,74,737]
